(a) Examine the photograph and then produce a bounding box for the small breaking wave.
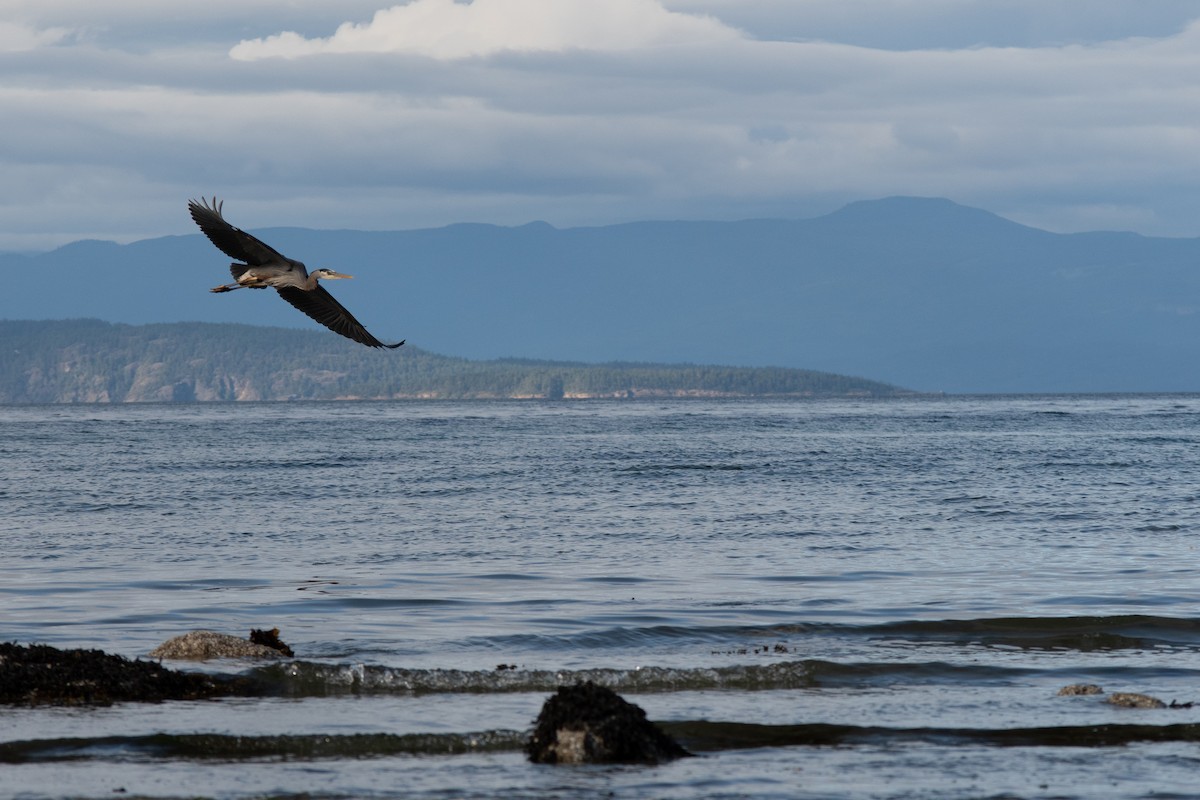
[249,655,1200,698]
[463,614,1200,654]
[252,660,827,696]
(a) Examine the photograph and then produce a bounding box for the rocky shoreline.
[1,637,690,764]
[5,636,1193,764]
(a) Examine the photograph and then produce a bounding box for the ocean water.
[2,395,1200,799]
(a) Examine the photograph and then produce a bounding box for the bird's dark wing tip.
[187,196,223,217]
[380,340,405,349]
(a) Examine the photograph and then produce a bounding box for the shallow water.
[3,396,1200,798]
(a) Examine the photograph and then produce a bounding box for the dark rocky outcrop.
[0,642,257,706]
[526,681,691,764]
[249,627,295,657]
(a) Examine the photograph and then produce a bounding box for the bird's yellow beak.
[325,271,354,280]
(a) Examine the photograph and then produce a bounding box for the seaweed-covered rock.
[526,681,691,764]
[149,630,288,661]
[0,642,255,706]
[1057,683,1104,696]
[249,627,295,657]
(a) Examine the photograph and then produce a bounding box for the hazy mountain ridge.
[0,319,902,403]
[5,196,1200,393]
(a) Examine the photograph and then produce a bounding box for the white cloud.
[5,1,1200,249]
[230,0,742,60]
[0,21,70,52]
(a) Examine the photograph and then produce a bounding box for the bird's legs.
[210,283,269,293]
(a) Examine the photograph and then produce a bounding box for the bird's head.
[313,268,354,281]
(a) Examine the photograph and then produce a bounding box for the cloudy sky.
[4,0,1200,250]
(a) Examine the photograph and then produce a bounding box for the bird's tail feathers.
[229,262,255,280]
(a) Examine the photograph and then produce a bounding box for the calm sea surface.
[3,396,1200,799]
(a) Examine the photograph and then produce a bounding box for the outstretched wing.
[188,197,290,267]
[275,285,404,349]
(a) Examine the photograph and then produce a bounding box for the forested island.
[0,320,905,403]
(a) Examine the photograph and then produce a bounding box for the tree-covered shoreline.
[0,319,906,403]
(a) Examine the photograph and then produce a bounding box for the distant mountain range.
[5,196,1200,393]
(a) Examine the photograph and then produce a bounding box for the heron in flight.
[188,197,404,349]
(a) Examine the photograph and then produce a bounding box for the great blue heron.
[188,197,404,349]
